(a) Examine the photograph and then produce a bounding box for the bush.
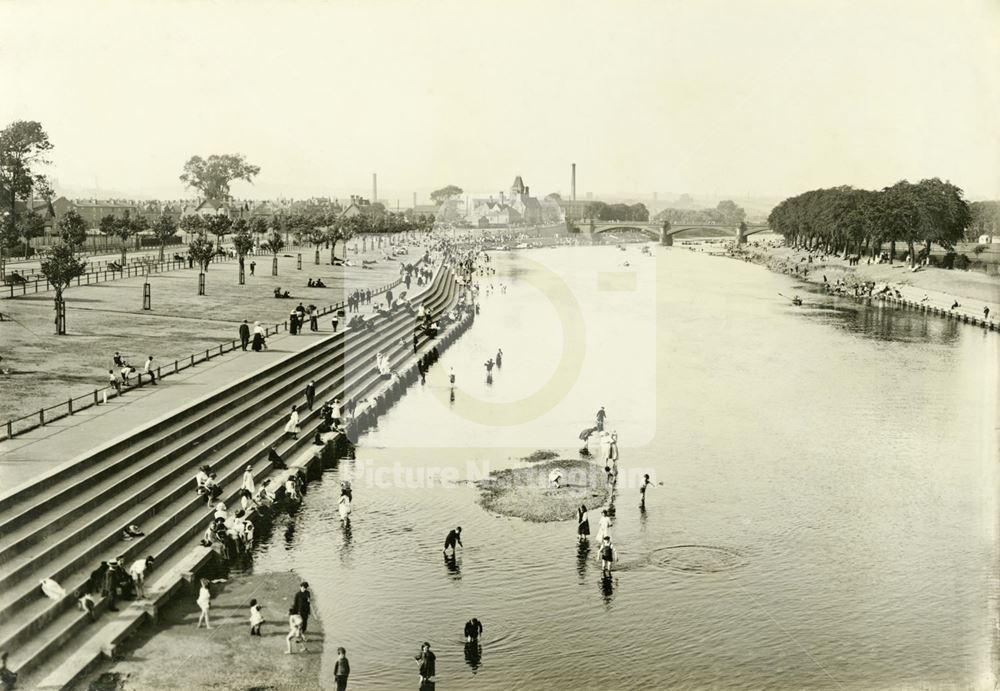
[973,244,987,255]
[953,254,971,270]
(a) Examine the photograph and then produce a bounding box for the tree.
[39,241,87,334]
[179,214,205,238]
[232,219,254,284]
[101,211,144,267]
[716,200,746,226]
[1,120,53,276]
[248,216,268,245]
[264,229,284,276]
[968,201,1000,240]
[57,210,88,247]
[1,211,46,257]
[203,214,233,250]
[152,215,179,261]
[430,185,463,204]
[179,154,260,201]
[187,231,216,295]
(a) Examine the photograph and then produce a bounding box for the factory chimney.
[372,173,377,204]
[571,163,576,201]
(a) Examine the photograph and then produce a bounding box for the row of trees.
[654,200,747,226]
[767,179,971,266]
[586,201,650,222]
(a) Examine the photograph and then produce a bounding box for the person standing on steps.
[286,607,307,654]
[239,320,250,351]
[305,380,316,410]
[595,406,607,432]
[284,405,300,440]
[293,581,312,633]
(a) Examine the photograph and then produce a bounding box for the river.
[252,243,999,690]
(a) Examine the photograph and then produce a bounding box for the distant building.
[559,199,594,221]
[464,175,544,227]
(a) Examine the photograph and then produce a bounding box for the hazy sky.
[2,0,998,203]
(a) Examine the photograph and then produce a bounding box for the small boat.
[792,297,803,306]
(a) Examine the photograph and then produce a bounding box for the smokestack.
[372,173,377,204]
[571,163,576,201]
[413,191,417,208]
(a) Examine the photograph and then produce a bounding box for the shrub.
[953,254,971,270]
[973,244,987,255]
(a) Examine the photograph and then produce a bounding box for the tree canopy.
[180,154,260,201]
[768,179,971,266]
[1,120,53,230]
[57,211,88,246]
[430,185,463,204]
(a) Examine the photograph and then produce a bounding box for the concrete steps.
[0,264,461,682]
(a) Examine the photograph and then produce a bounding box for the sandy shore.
[476,458,609,522]
[717,240,1000,320]
[81,570,325,691]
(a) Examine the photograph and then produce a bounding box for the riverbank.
[475,458,609,522]
[79,570,324,691]
[717,240,1000,324]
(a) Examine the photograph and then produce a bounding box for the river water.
[253,243,999,690]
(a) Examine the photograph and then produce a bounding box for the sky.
[1,0,998,204]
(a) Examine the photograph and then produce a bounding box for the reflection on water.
[252,245,997,690]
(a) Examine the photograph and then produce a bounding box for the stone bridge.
[588,220,770,246]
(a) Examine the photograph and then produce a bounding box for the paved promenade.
[0,326,328,493]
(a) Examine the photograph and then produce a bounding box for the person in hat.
[129,556,155,598]
[241,464,255,494]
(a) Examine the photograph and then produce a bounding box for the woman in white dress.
[338,493,352,523]
[595,509,612,544]
[196,578,212,629]
[284,405,300,439]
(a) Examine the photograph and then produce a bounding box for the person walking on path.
[293,582,312,633]
[496,348,502,368]
[196,578,212,628]
[415,642,436,687]
[305,380,316,410]
[286,607,308,654]
[308,305,319,331]
[599,536,617,574]
[332,313,340,333]
[985,306,991,321]
[334,647,350,690]
[143,355,157,386]
[284,405,300,440]
[109,369,121,396]
[443,526,463,555]
[252,322,266,351]
[595,406,607,432]
[289,308,299,335]
[577,504,590,542]
[249,599,264,636]
[239,320,251,351]
[249,260,256,276]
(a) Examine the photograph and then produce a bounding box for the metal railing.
[1,256,432,442]
[1,256,237,299]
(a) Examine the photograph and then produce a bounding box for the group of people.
[305,277,327,288]
[108,351,157,392]
[346,288,373,313]
[288,303,319,334]
[238,320,269,351]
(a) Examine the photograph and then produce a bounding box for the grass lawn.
[0,243,427,423]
